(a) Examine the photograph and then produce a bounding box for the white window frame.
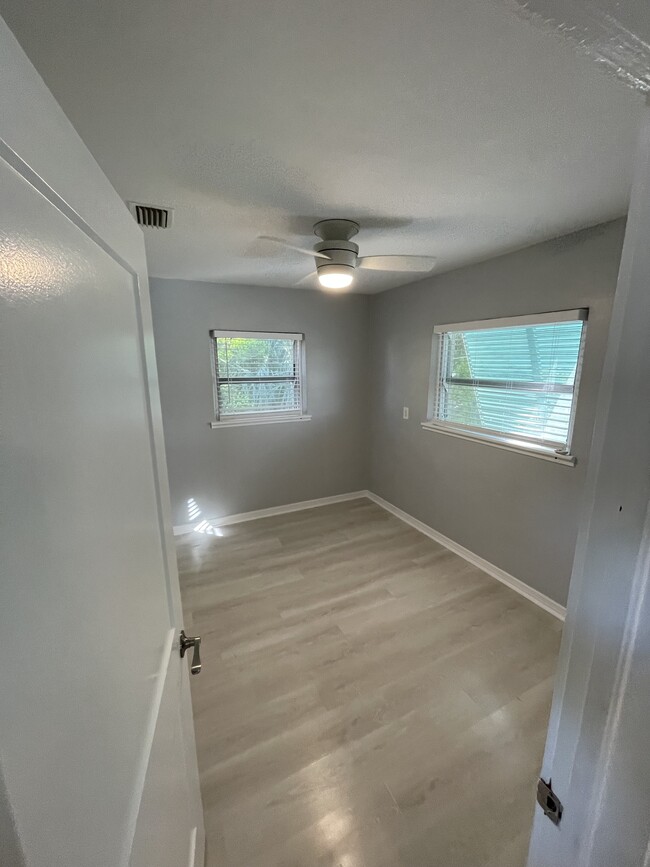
[422,310,589,466]
[209,330,311,428]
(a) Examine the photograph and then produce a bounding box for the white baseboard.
[172,490,369,536]
[365,491,566,621]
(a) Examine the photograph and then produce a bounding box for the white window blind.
[429,310,588,455]
[210,330,305,423]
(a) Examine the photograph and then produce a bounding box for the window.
[425,310,588,464]
[210,330,308,427]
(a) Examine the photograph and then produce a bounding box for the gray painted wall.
[368,220,626,606]
[149,279,370,527]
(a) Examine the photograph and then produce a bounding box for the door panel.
[527,111,650,867]
[130,652,195,867]
[0,136,202,864]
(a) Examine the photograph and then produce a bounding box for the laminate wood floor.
[177,498,561,867]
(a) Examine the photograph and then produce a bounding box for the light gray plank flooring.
[177,498,561,867]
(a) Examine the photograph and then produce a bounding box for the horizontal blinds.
[434,309,588,333]
[435,318,586,446]
[214,333,303,417]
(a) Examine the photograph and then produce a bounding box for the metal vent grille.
[128,202,172,228]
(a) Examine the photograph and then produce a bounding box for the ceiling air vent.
[128,202,173,228]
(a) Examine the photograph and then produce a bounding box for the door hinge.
[537,777,563,826]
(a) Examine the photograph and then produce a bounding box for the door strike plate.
[537,777,563,826]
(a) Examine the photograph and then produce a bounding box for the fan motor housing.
[314,238,359,280]
[314,219,359,242]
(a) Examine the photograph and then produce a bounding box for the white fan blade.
[294,272,318,286]
[357,255,436,272]
[258,235,331,260]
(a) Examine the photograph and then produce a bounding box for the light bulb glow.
[317,268,354,290]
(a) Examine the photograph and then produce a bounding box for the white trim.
[172,491,368,535]
[564,318,588,453]
[125,628,176,860]
[433,308,588,333]
[210,414,312,429]
[187,826,197,867]
[365,491,566,621]
[210,330,303,341]
[421,421,577,466]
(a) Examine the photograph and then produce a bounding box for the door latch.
[179,630,202,675]
[537,777,563,825]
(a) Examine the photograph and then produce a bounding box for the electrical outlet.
[403,407,409,420]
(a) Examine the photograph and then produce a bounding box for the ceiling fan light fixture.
[317,264,354,291]
[259,219,436,291]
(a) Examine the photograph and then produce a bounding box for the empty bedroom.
[2,2,650,867]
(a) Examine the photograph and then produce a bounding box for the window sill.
[210,415,312,429]
[420,422,576,466]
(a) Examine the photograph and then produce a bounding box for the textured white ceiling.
[2,0,644,292]
[506,0,650,94]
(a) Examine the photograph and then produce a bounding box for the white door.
[0,18,204,867]
[527,109,650,865]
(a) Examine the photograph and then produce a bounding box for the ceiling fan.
[259,219,436,291]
